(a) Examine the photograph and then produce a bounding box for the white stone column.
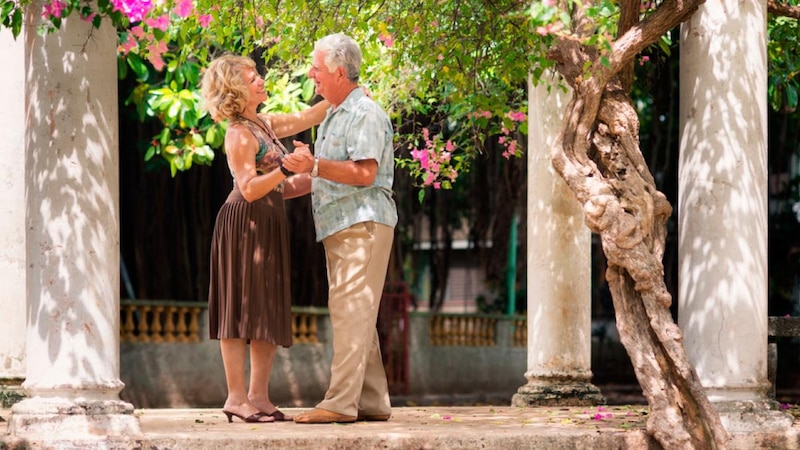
[0,27,27,405]
[679,0,791,431]
[512,74,603,407]
[8,3,141,443]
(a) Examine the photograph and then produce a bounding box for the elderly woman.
[201,54,325,423]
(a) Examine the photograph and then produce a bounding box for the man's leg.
[356,224,394,417]
[316,222,392,417]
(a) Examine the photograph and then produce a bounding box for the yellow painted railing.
[120,300,204,343]
[429,314,498,346]
[120,300,327,344]
[513,317,526,347]
[120,300,526,349]
[291,307,326,344]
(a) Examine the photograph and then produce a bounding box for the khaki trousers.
[316,221,394,417]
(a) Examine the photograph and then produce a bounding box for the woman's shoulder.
[225,123,258,149]
[256,113,274,127]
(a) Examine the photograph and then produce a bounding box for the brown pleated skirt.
[207,187,292,347]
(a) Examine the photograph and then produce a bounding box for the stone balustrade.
[120,300,204,343]
[120,301,326,345]
[116,302,534,408]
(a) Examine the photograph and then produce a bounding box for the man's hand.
[283,140,315,173]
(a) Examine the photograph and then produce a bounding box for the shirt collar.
[333,87,363,113]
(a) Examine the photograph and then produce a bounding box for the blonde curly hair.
[201,55,256,122]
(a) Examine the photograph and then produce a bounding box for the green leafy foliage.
[7,0,800,185]
[108,0,541,184]
[1,0,23,37]
[769,17,799,112]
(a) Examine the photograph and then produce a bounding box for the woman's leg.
[220,338,272,422]
[248,340,288,417]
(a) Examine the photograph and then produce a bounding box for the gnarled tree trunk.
[547,0,731,447]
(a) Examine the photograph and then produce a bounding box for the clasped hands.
[283,140,314,174]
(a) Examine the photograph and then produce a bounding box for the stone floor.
[1,405,799,449]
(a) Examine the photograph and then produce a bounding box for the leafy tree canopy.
[2,0,797,184]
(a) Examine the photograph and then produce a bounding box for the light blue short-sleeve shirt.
[311,88,398,241]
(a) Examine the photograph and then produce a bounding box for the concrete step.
[2,406,798,449]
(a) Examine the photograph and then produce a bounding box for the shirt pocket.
[322,129,347,158]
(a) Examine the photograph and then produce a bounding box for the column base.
[1,379,25,408]
[9,396,142,444]
[712,398,794,433]
[511,379,606,407]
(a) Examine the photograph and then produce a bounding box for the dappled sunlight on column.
[512,73,602,407]
[9,0,141,442]
[679,0,791,432]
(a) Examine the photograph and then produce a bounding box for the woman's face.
[242,67,268,107]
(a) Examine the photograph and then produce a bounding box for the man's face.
[308,50,339,101]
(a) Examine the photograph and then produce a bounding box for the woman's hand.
[292,141,312,158]
[283,141,315,173]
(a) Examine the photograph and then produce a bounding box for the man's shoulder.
[351,96,389,122]
[341,89,384,111]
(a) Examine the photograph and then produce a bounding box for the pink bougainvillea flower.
[42,0,67,19]
[507,111,527,122]
[146,40,168,71]
[130,25,147,39]
[378,33,394,48]
[198,14,212,27]
[144,14,170,32]
[118,33,139,54]
[148,52,165,71]
[536,22,564,36]
[81,11,97,22]
[639,55,651,66]
[469,110,492,120]
[111,0,153,23]
[173,0,194,18]
[543,0,557,6]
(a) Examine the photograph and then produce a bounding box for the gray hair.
[314,33,362,83]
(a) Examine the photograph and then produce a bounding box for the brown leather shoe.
[294,408,356,424]
[356,412,391,421]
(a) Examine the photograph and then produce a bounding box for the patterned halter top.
[231,114,289,175]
